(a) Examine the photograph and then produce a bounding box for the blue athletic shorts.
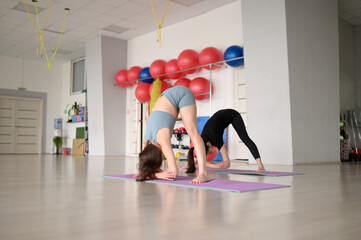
[161,86,195,112]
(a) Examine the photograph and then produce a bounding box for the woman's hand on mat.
[220,160,230,168]
[213,162,226,168]
[206,161,230,169]
[190,173,209,184]
[155,170,177,181]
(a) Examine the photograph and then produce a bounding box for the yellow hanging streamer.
[149,78,162,115]
[24,0,69,71]
[150,0,170,47]
[40,8,69,71]
[24,0,52,57]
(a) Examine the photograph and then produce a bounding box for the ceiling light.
[102,24,129,34]
[50,49,72,55]
[44,28,67,34]
[170,0,203,7]
[13,1,45,15]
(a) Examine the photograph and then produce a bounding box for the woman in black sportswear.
[186,109,265,173]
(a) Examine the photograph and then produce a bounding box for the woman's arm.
[219,145,231,168]
[157,129,178,175]
[161,143,178,175]
[194,157,220,168]
[206,161,219,168]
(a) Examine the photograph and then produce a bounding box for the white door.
[129,88,149,155]
[0,97,42,154]
[0,98,16,153]
[129,88,145,155]
[230,67,249,160]
[129,92,139,155]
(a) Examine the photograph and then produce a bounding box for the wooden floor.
[0,154,361,240]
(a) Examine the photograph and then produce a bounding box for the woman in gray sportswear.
[137,86,209,184]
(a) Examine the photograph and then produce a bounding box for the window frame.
[70,57,86,95]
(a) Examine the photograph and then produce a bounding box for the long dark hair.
[137,143,163,181]
[186,136,210,173]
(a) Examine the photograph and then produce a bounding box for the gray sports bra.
[145,110,176,144]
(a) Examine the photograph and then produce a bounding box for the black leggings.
[231,113,261,159]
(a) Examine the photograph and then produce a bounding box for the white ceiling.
[0,0,359,64]
[0,0,238,63]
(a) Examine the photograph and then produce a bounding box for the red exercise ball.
[150,59,167,80]
[189,77,212,100]
[148,81,171,95]
[190,141,219,161]
[177,49,200,75]
[116,69,132,88]
[165,59,184,79]
[127,66,142,85]
[174,78,191,88]
[135,83,151,102]
[199,47,223,70]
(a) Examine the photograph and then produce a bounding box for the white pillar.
[86,35,127,156]
[356,26,361,109]
[339,19,357,116]
[242,0,293,165]
[242,0,339,164]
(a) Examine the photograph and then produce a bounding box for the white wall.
[339,19,357,115]
[242,0,294,165]
[356,25,361,109]
[0,55,63,153]
[126,1,243,155]
[286,0,340,164]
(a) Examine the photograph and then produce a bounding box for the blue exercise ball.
[139,67,154,83]
[224,45,244,67]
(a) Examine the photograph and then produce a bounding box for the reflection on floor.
[0,154,360,240]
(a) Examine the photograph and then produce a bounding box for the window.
[71,58,85,94]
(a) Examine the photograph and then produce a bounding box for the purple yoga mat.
[103,174,289,193]
[204,168,304,177]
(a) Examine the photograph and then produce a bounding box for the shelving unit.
[349,109,361,160]
[62,91,88,156]
[171,119,190,160]
[83,88,88,156]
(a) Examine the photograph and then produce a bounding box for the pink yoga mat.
[103,174,289,193]
[204,168,304,177]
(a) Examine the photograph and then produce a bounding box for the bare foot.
[190,173,209,184]
[255,166,266,173]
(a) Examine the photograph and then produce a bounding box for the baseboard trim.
[294,161,340,165]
